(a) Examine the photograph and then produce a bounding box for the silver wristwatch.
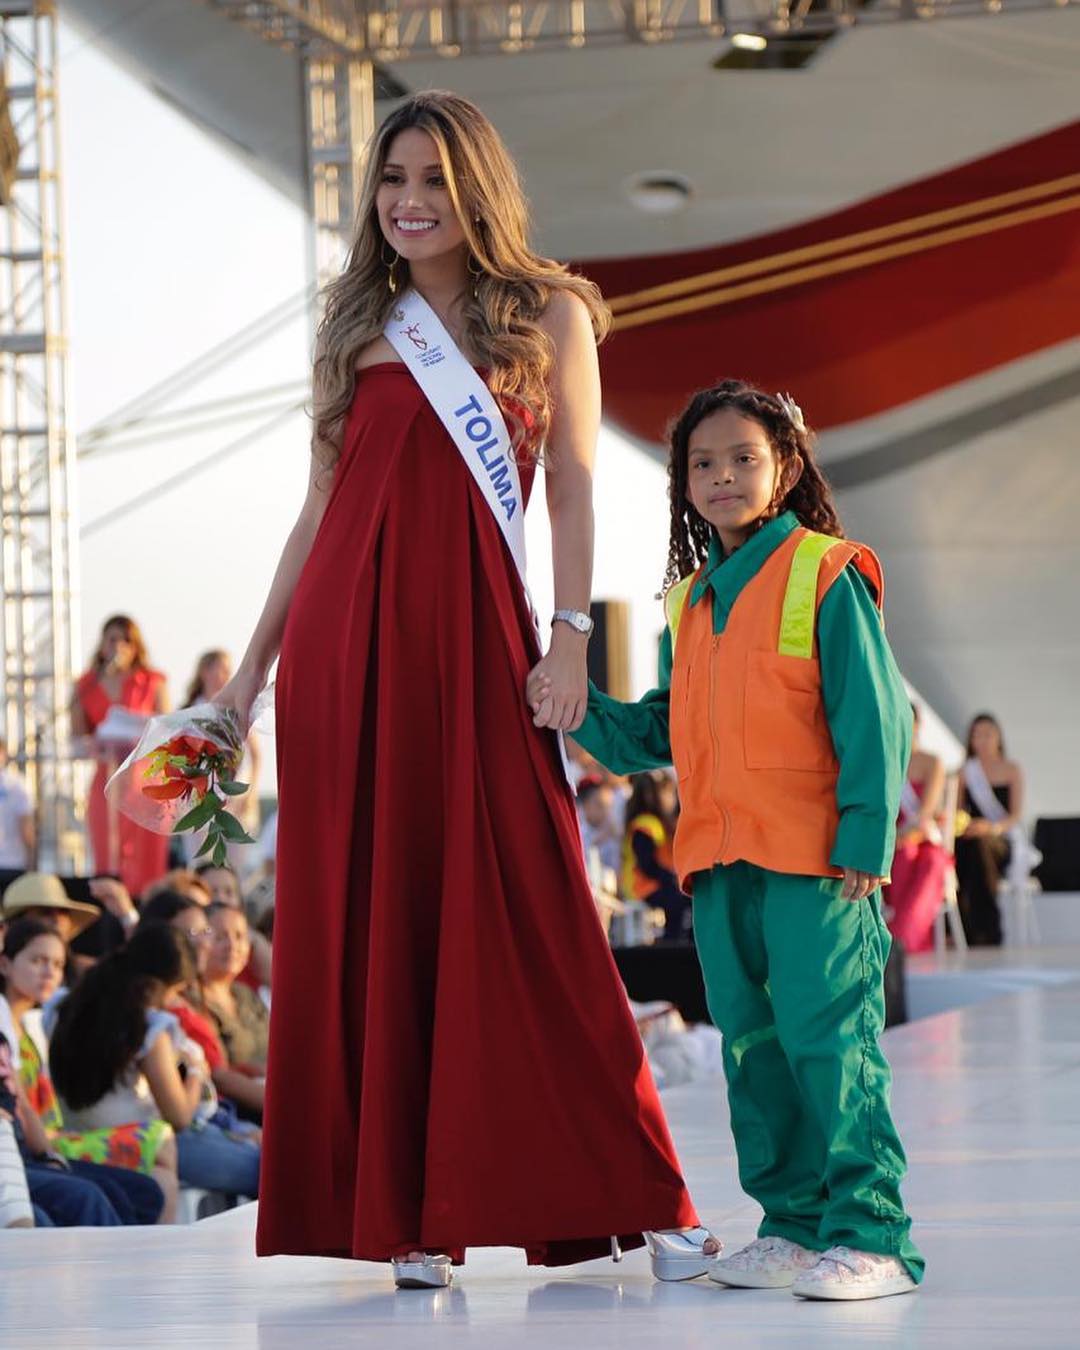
[552,608,594,637]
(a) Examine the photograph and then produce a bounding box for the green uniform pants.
[693,861,924,1281]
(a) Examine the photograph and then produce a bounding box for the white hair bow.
[775,392,806,434]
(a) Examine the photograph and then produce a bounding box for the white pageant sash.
[962,757,1042,882]
[383,288,572,785]
[384,288,528,591]
[963,757,1008,824]
[898,779,922,828]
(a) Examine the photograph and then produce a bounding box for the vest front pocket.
[743,649,837,773]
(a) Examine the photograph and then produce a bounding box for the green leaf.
[212,838,227,867]
[172,792,223,834]
[194,832,216,860]
[218,811,255,844]
[218,779,249,797]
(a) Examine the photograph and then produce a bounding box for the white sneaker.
[791,1245,917,1301]
[708,1236,820,1289]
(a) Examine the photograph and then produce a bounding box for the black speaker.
[587,599,630,700]
[1033,818,1080,892]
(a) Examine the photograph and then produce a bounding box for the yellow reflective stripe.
[664,574,695,652]
[777,533,841,659]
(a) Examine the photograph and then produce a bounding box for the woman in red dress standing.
[72,615,169,897]
[216,91,716,1289]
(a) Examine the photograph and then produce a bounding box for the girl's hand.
[840,869,887,902]
[527,633,588,732]
[212,667,265,738]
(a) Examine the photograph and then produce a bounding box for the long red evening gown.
[76,667,168,897]
[257,364,697,1265]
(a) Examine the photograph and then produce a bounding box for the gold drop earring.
[381,239,400,296]
[467,254,483,301]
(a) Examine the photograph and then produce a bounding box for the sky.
[57,22,673,793]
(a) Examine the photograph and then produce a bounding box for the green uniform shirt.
[576,512,911,878]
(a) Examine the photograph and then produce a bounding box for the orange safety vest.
[621,812,675,901]
[664,527,884,891]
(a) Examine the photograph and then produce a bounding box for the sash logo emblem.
[402,324,428,351]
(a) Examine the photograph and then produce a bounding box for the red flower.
[143,780,188,801]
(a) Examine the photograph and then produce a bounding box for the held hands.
[526,630,588,733]
[841,869,887,902]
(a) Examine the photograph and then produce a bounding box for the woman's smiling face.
[375,128,467,264]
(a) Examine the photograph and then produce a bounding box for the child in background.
[533,380,922,1300]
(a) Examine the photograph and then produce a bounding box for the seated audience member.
[956,713,1030,947]
[137,893,263,1121]
[142,869,212,909]
[203,905,269,1075]
[0,1029,33,1228]
[1,918,167,1224]
[48,923,259,1203]
[577,776,622,878]
[194,862,272,991]
[885,705,950,954]
[2,872,100,949]
[622,771,689,941]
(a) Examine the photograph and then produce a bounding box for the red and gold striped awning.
[579,120,1080,441]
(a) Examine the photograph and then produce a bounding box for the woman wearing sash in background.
[956,712,1025,946]
[214,91,713,1289]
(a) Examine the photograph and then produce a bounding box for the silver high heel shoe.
[392,1254,454,1289]
[644,1228,722,1282]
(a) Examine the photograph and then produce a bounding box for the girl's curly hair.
[663,379,843,592]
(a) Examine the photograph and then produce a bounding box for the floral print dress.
[18,1029,172,1173]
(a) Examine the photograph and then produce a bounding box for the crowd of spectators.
[0,849,274,1232]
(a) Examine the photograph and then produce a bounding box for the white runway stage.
[4,947,1080,1349]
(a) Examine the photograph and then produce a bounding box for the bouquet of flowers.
[105,702,256,865]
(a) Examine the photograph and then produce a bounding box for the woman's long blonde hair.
[312,90,610,465]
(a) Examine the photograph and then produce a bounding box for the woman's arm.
[210,1064,264,1112]
[153,677,171,716]
[140,1033,202,1132]
[529,292,600,734]
[919,754,947,825]
[14,1083,50,1155]
[70,692,89,740]
[215,451,334,727]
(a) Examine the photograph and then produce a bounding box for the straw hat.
[1,873,101,937]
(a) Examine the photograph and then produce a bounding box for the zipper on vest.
[708,634,731,861]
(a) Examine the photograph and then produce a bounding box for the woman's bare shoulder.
[536,287,590,339]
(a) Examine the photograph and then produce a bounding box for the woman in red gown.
[72,615,169,897]
[217,92,714,1288]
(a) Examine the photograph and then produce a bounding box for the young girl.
[214,90,713,1288]
[48,923,260,1205]
[535,380,924,1300]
